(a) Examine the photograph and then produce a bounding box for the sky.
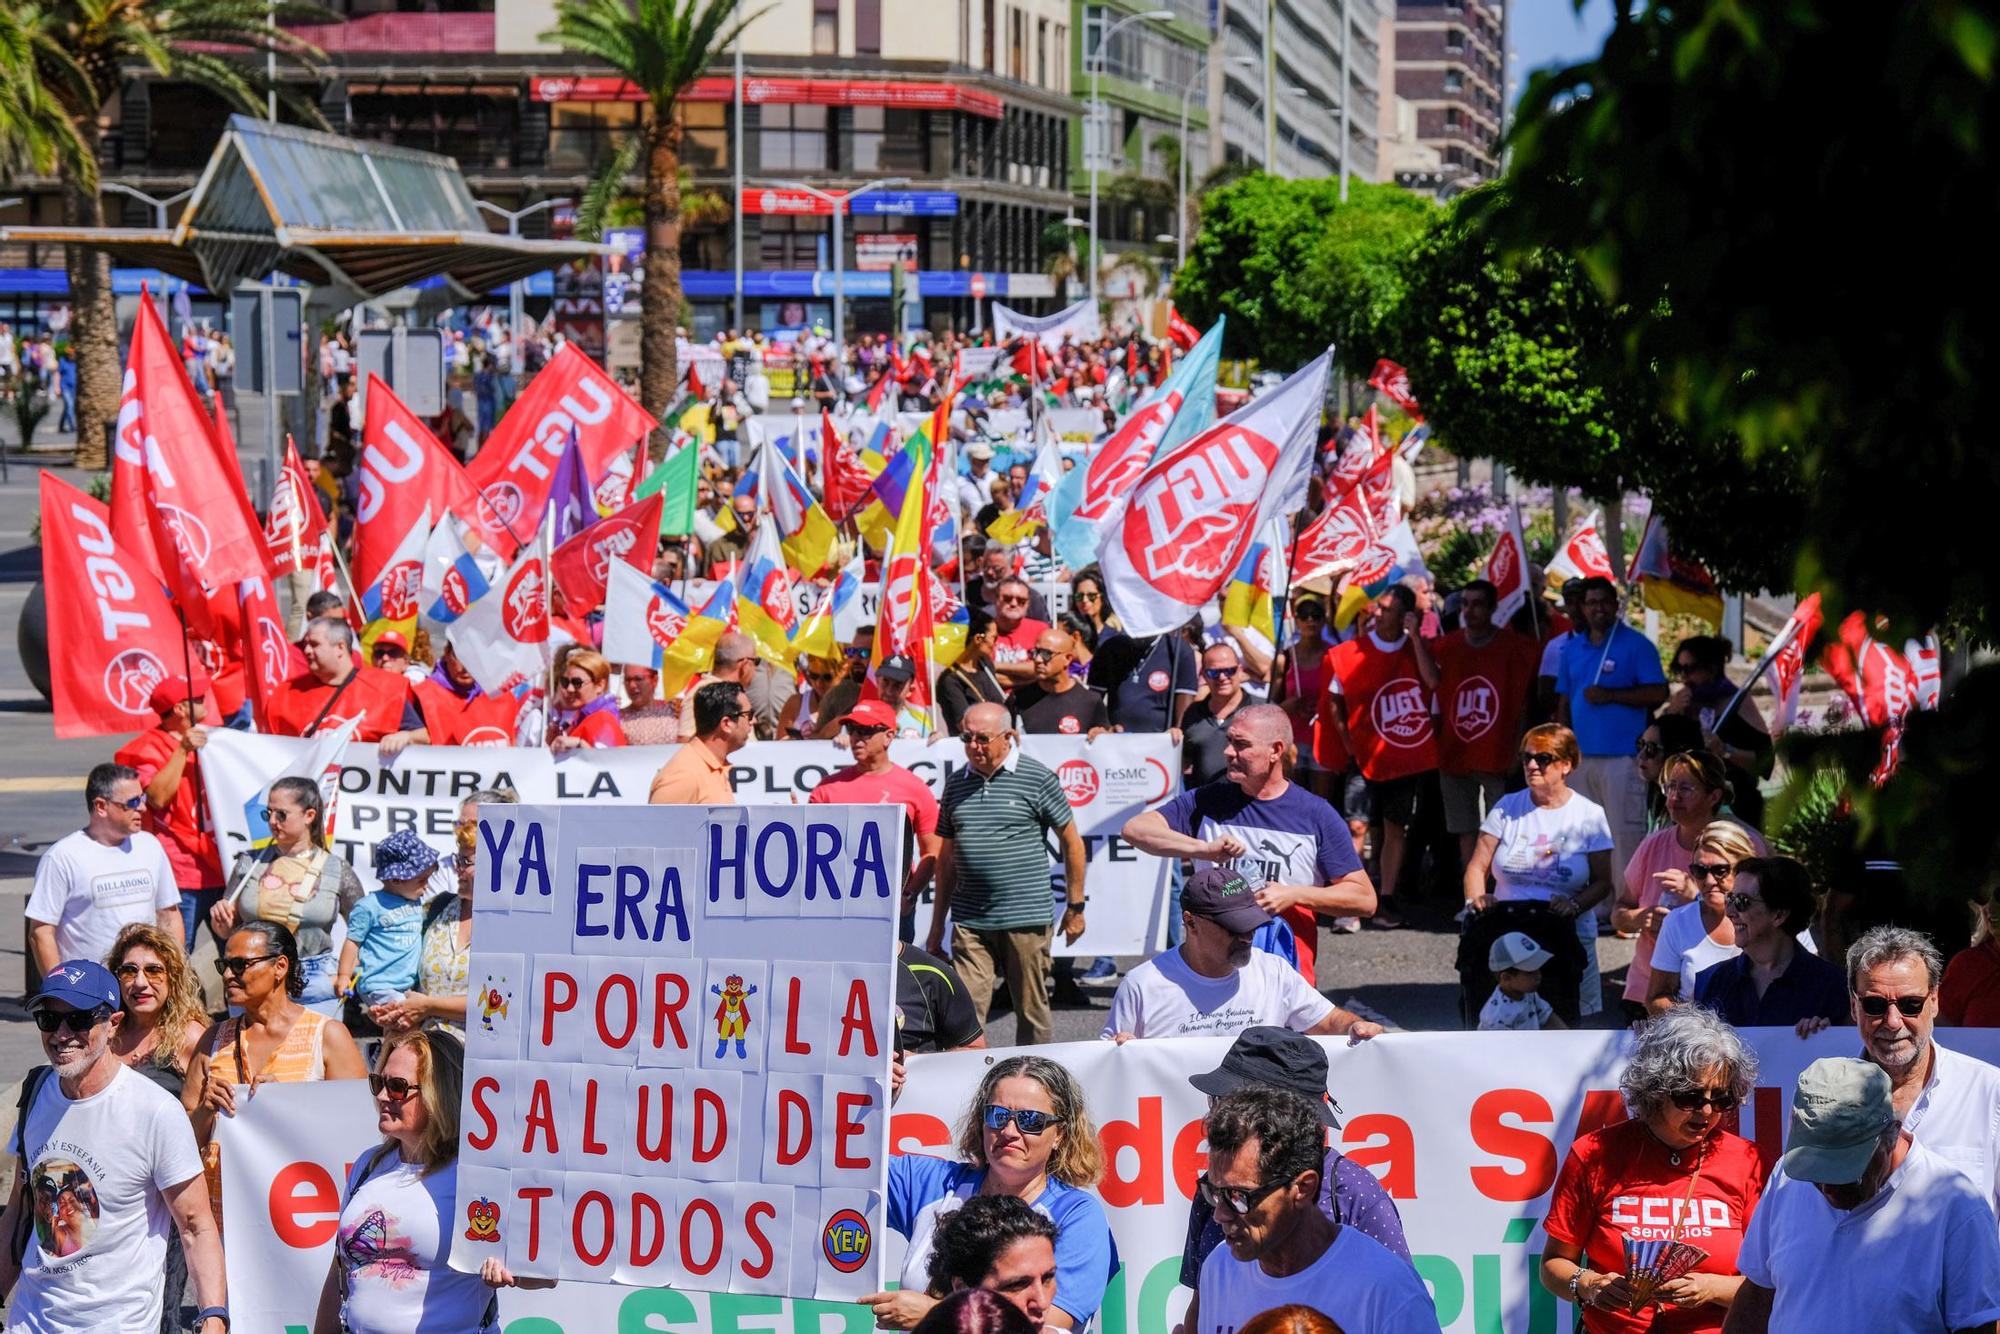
[1506,0,1617,105]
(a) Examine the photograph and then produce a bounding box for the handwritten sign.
[449,804,901,1300]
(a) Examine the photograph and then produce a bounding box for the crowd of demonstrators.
[1692,857,1848,1030]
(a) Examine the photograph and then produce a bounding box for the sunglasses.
[1688,861,1735,880]
[962,731,1005,745]
[998,595,1029,606]
[33,1007,109,1034]
[114,962,169,982]
[1074,591,1102,602]
[1673,661,1703,675]
[262,806,303,822]
[1635,740,1665,758]
[844,647,871,660]
[104,795,145,811]
[1723,893,1766,913]
[1520,751,1561,769]
[369,1073,420,1101]
[558,676,594,690]
[1203,667,1239,681]
[1858,994,1929,1019]
[215,953,280,978]
[1196,1172,1295,1217]
[1668,1087,1739,1112]
[847,724,889,740]
[1029,648,1062,662]
[982,1104,1056,1136]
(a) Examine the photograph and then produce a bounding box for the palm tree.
[0,6,90,186]
[32,0,324,469]
[543,0,758,457]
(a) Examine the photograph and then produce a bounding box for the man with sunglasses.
[1182,644,1250,788]
[1729,1057,2000,1334]
[1194,1087,1440,1334]
[988,576,1052,689]
[26,764,180,982]
[1009,629,1110,738]
[649,681,754,804]
[0,961,228,1334]
[811,700,942,936]
[1843,925,2000,1229]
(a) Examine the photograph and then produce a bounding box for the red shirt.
[809,763,940,837]
[1431,627,1540,775]
[268,665,416,741]
[556,705,628,748]
[1544,1119,1764,1334]
[414,680,524,748]
[114,727,223,889]
[1325,633,1438,781]
[992,618,1050,671]
[1941,938,2000,1026]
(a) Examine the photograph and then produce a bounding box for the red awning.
[528,75,1003,119]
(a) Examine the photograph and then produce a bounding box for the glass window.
[851,105,883,173]
[813,0,837,54]
[1444,68,1463,92]
[548,101,639,172]
[682,101,729,169]
[759,103,829,171]
[758,215,826,269]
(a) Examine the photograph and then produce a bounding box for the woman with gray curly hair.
[1541,1006,1764,1330]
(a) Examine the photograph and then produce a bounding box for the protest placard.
[446,802,901,1300]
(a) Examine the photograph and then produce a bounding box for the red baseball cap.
[840,700,898,731]
[147,670,211,716]
[372,631,411,654]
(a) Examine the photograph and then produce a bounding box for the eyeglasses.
[983,1104,1056,1136]
[33,1007,109,1034]
[720,708,754,722]
[1196,1172,1296,1217]
[1724,892,1766,913]
[962,731,1005,745]
[1668,1087,1739,1112]
[1858,994,1929,1019]
[1203,667,1239,681]
[558,676,594,690]
[998,595,1029,607]
[1661,783,1710,800]
[1635,740,1665,758]
[369,1073,420,1101]
[215,953,280,978]
[114,962,169,982]
[1688,861,1735,881]
[1520,751,1561,770]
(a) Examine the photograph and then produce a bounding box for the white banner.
[201,732,1176,957]
[992,299,1102,351]
[214,1030,2000,1334]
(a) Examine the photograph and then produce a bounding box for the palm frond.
[574,134,642,242]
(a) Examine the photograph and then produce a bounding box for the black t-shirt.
[1010,682,1110,736]
[1180,695,1243,787]
[1089,632,1197,732]
[895,943,984,1052]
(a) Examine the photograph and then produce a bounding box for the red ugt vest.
[1325,635,1437,781]
[414,680,524,748]
[269,665,413,741]
[1432,627,1540,775]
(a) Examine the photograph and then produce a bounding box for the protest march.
[8,275,1999,1334]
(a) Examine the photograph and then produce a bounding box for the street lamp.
[1087,8,1176,310]
[476,197,567,375]
[102,182,193,230]
[758,177,910,359]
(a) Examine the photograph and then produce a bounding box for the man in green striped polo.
[926,702,1088,1045]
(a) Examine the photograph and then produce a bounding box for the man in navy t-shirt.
[1124,703,1377,982]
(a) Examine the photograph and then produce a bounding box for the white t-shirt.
[26,830,178,966]
[1737,1142,2000,1333]
[1478,788,1613,901]
[1478,988,1554,1031]
[1197,1222,1442,1334]
[1102,948,1334,1040]
[5,1064,204,1334]
[1652,901,1740,1003]
[337,1148,495,1334]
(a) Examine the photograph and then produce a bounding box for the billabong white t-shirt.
[1102,948,1334,1039]
[26,830,177,965]
[6,1063,204,1334]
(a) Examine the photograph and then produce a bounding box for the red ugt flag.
[822,412,876,523]
[1367,358,1422,418]
[1766,592,1823,733]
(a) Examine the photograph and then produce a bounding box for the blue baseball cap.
[32,960,122,1014]
[372,829,440,882]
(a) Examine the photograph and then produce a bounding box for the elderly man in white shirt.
[1841,925,2000,1228]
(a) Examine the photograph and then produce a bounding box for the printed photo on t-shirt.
[32,1157,101,1259]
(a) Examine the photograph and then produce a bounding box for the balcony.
[282,11,496,54]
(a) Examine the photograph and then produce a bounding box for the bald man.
[1124,703,1376,984]
[1009,627,1111,737]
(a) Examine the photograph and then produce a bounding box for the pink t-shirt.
[808,763,940,838]
[1620,821,1768,1003]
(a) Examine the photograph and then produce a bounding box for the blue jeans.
[177,889,224,953]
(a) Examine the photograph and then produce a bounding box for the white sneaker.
[1331,916,1361,934]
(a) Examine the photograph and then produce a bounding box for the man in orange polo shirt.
[267,617,427,756]
[648,681,753,804]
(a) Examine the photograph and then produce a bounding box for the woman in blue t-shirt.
[867,1055,1118,1331]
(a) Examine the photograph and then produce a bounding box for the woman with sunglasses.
[546,648,628,750]
[1643,822,1762,1014]
[1463,724,1616,1018]
[1066,569,1119,656]
[1543,1005,1764,1330]
[312,1030,546,1333]
[184,921,367,1230]
[1660,636,1773,830]
[1692,856,1849,1034]
[867,1055,1114,1331]
[210,776,364,1016]
[939,610,1009,737]
[1611,752,1767,1019]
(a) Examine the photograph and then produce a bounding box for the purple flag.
[545,426,597,546]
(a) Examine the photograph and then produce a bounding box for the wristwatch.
[191,1308,230,1331]
[1063,902,1085,914]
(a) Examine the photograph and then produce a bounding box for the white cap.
[1488,931,1555,974]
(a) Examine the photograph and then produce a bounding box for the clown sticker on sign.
[449,803,900,1301]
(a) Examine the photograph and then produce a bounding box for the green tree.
[0,6,89,185]
[31,0,322,469]
[544,0,757,456]
[1387,193,1804,592]
[1173,175,1433,372]
[1482,0,2000,898]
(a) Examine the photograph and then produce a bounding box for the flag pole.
[325,531,368,630]
[1716,614,1799,728]
[1518,503,1540,641]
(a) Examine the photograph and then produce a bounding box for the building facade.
[1206,0,1382,185]
[0,0,1083,339]
[1390,0,1504,184]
